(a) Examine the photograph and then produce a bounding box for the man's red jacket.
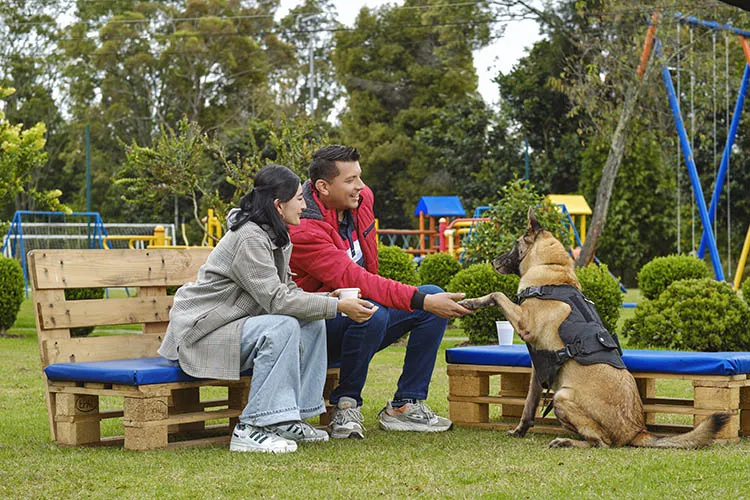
[288,180,418,311]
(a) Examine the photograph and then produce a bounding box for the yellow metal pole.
[580,215,587,245]
[732,224,750,290]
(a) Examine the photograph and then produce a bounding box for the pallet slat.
[29,249,211,289]
[37,296,174,329]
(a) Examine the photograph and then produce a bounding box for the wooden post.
[693,381,740,441]
[123,395,169,450]
[739,383,749,437]
[448,367,489,423]
[636,378,657,425]
[170,387,204,433]
[55,393,101,445]
[500,373,530,419]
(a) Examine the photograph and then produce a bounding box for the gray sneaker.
[329,397,365,439]
[378,400,453,432]
[268,421,330,443]
[229,424,297,453]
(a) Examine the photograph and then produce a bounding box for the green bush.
[636,255,710,300]
[462,178,568,265]
[64,287,106,337]
[622,278,750,351]
[418,253,461,290]
[378,245,420,286]
[575,264,622,334]
[0,258,25,336]
[741,277,750,303]
[447,263,520,345]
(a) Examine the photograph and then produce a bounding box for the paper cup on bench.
[495,320,514,346]
[338,288,360,317]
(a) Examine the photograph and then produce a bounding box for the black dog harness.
[517,284,625,393]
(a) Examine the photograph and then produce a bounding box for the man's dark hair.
[309,145,360,186]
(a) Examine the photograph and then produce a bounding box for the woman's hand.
[337,298,378,323]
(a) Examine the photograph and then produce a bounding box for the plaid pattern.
[158,221,338,380]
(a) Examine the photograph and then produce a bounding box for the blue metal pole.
[697,64,750,258]
[675,13,750,38]
[656,38,725,281]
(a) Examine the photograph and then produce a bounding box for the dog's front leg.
[506,366,543,438]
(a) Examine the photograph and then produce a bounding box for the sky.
[276,0,542,105]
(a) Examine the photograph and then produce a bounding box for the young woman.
[158,164,376,453]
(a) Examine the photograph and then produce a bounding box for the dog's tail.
[628,412,731,449]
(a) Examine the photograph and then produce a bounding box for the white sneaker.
[329,397,365,439]
[378,400,453,432]
[268,421,330,443]
[229,424,297,453]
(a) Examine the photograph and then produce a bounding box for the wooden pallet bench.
[29,248,339,451]
[446,345,750,441]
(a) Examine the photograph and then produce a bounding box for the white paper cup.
[496,320,514,346]
[338,288,360,316]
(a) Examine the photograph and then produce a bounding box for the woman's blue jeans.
[325,285,448,406]
[238,315,327,427]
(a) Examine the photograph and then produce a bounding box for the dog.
[458,208,730,448]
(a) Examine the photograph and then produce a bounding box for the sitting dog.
[458,208,729,448]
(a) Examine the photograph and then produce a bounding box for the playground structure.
[642,12,750,286]
[1,210,222,289]
[377,196,466,255]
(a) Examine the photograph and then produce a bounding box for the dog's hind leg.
[507,367,543,438]
[548,388,610,448]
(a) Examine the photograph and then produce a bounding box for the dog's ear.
[527,207,543,233]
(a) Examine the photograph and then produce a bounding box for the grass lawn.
[1,295,748,499]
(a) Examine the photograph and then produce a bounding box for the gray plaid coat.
[158,220,338,380]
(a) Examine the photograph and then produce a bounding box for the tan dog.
[459,208,729,448]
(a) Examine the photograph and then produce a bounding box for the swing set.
[640,11,750,288]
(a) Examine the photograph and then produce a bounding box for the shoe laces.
[414,401,436,420]
[332,406,365,427]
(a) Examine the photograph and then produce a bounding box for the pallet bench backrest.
[29,248,211,368]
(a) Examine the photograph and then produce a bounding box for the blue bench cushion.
[45,357,342,386]
[445,345,750,377]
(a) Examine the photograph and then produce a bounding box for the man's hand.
[423,292,472,319]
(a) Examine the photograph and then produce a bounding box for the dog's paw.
[457,299,480,310]
[548,438,575,448]
[506,426,528,438]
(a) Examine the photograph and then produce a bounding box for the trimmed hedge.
[377,245,420,286]
[741,277,750,303]
[418,252,461,291]
[637,254,710,300]
[622,278,750,351]
[447,263,519,345]
[576,264,622,334]
[0,257,25,336]
[65,287,106,337]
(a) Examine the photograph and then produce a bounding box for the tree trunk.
[576,61,652,267]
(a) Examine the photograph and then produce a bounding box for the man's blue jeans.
[325,285,448,406]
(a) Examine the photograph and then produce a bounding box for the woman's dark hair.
[228,164,300,247]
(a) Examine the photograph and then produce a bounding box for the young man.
[289,145,471,439]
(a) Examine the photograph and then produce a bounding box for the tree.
[0,87,66,213]
[333,0,496,227]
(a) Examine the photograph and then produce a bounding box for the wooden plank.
[124,408,241,428]
[446,363,746,382]
[448,395,528,406]
[43,335,163,364]
[37,296,174,329]
[642,403,735,416]
[447,364,531,375]
[28,248,211,289]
